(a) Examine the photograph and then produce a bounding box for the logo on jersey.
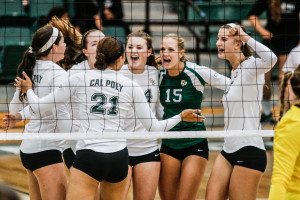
[213,72,219,78]
[181,80,187,87]
[150,78,155,85]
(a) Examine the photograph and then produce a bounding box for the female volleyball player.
[6,18,95,170]
[15,37,204,200]
[63,29,106,169]
[269,66,300,200]
[66,29,105,134]
[121,30,161,200]
[283,44,300,73]
[48,16,86,168]
[68,30,106,197]
[47,16,86,71]
[206,23,277,200]
[158,34,230,200]
[7,26,70,200]
[70,29,105,75]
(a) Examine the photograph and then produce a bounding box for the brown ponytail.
[17,26,61,101]
[48,16,85,70]
[290,66,300,99]
[95,37,125,70]
[279,66,300,120]
[279,71,293,120]
[269,0,282,24]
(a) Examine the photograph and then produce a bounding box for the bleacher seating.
[0,0,27,17]
[102,26,127,43]
[0,27,32,47]
[29,0,64,18]
[177,1,266,50]
[186,1,262,22]
[0,45,28,82]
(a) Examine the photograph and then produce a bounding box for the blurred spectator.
[98,0,130,35]
[22,0,30,13]
[37,6,69,28]
[73,0,101,34]
[73,0,130,35]
[248,0,300,124]
[0,184,20,200]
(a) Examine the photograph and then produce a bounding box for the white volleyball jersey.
[68,60,91,132]
[65,60,91,151]
[69,60,90,76]
[9,89,32,121]
[222,38,277,153]
[9,89,27,114]
[19,60,71,154]
[120,64,160,156]
[283,45,300,73]
[185,61,231,91]
[26,69,181,153]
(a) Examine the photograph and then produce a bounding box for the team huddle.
[2,16,299,200]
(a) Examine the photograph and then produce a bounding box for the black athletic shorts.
[63,148,76,169]
[129,149,160,167]
[20,150,63,172]
[221,146,267,173]
[160,140,209,162]
[73,148,129,183]
[263,36,298,56]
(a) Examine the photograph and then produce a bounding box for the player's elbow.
[270,53,278,67]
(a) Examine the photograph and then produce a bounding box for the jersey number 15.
[165,89,182,103]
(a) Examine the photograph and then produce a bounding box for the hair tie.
[28,46,33,53]
[39,27,59,53]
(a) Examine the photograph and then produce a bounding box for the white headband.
[227,23,237,28]
[39,27,59,53]
[226,23,245,45]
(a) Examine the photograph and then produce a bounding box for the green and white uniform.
[159,61,230,149]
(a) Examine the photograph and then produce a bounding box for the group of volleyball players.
[5,15,300,200]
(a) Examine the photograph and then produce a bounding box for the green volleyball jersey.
[159,63,207,149]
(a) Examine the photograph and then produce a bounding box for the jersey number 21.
[90,93,119,115]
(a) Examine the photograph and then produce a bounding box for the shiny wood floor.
[0,148,273,199]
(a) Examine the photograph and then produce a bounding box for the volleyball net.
[0,130,275,140]
[1,0,293,141]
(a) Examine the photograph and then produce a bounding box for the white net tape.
[0,130,274,140]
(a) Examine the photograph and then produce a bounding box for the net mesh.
[1,0,296,141]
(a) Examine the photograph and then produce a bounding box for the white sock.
[262,101,272,115]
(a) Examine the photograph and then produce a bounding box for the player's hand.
[2,113,22,131]
[229,25,250,44]
[14,71,33,93]
[180,109,205,122]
